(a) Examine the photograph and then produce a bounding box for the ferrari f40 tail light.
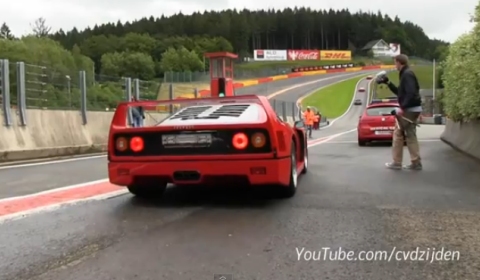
[251,132,266,148]
[130,136,144,152]
[115,137,128,152]
[232,132,248,149]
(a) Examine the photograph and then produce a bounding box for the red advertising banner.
[287,50,320,61]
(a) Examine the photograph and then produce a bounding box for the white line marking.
[0,155,106,170]
[297,70,382,130]
[307,129,358,148]
[266,71,369,99]
[0,189,127,224]
[297,74,370,129]
[0,179,109,203]
[323,139,441,144]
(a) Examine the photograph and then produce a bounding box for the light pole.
[432,59,436,114]
[65,75,71,108]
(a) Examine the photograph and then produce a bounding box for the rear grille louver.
[209,104,249,118]
[169,106,212,120]
[168,104,250,120]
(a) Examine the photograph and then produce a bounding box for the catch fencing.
[0,59,300,126]
[164,67,290,83]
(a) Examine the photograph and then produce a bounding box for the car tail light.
[116,137,128,151]
[251,132,266,148]
[232,133,248,149]
[130,136,144,152]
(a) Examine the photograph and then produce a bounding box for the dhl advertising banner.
[320,50,352,61]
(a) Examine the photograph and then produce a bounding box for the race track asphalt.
[1,73,480,280]
[0,71,373,199]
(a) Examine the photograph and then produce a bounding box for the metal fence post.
[125,77,132,125]
[1,59,12,126]
[168,83,174,114]
[133,78,140,100]
[16,62,27,126]
[124,78,132,101]
[79,71,87,125]
[281,101,287,121]
[292,102,296,121]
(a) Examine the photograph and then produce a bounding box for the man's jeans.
[132,116,143,127]
[392,112,421,164]
[131,107,143,127]
[306,125,313,138]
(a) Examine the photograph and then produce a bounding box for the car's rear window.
[366,106,399,116]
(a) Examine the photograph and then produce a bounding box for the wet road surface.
[1,74,479,280]
[0,71,372,199]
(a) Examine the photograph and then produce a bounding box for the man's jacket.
[387,66,422,110]
[303,111,315,125]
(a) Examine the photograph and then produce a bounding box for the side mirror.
[294,120,305,128]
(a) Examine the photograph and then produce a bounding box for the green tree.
[31,17,51,37]
[100,52,124,77]
[0,23,15,40]
[124,32,156,54]
[121,52,156,80]
[441,1,480,122]
[79,35,124,73]
[160,47,203,72]
[101,51,155,80]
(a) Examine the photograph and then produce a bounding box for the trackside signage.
[254,50,287,61]
[287,50,319,60]
[320,50,352,61]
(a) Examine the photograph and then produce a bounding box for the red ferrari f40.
[107,95,308,198]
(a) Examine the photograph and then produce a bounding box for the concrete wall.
[440,119,480,160]
[0,109,167,162]
[0,109,297,162]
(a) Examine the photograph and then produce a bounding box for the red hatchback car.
[357,99,399,146]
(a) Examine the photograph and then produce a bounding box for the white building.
[362,39,401,57]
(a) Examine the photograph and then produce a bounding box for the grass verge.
[301,75,367,118]
[375,65,435,99]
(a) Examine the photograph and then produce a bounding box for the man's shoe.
[385,162,402,170]
[403,162,422,170]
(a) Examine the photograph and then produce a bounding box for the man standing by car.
[130,96,145,127]
[376,54,423,170]
[303,106,315,138]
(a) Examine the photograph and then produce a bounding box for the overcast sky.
[2,0,477,43]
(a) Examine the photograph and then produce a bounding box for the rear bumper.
[108,157,291,186]
[358,132,393,141]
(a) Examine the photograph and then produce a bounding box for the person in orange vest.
[303,106,315,138]
[313,112,321,130]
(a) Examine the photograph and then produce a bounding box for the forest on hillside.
[50,8,447,57]
[1,8,448,78]
[0,8,450,109]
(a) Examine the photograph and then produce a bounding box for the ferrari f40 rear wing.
[111,95,267,127]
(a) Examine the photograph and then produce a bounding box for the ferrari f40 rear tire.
[277,142,298,198]
[301,144,308,174]
[127,183,167,198]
